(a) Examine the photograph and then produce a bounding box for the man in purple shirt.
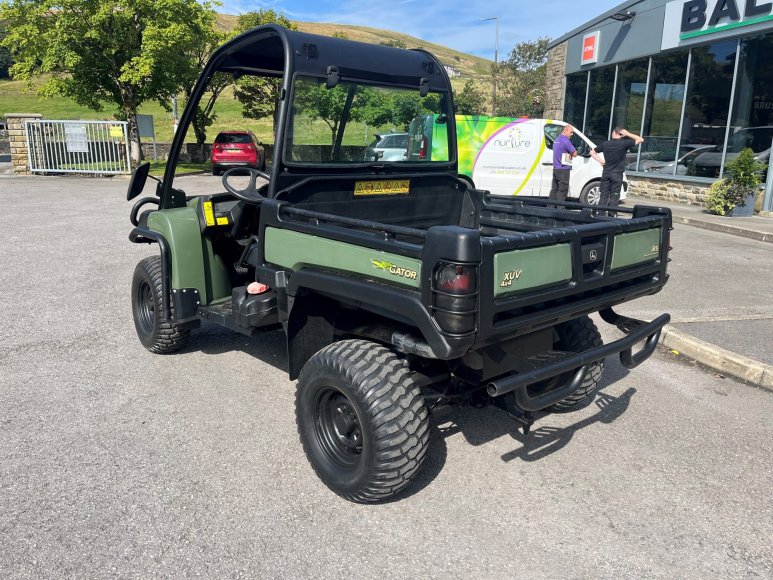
[549,125,577,204]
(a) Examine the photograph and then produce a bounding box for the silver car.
[364,132,409,161]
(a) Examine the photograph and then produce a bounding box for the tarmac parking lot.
[1,174,772,578]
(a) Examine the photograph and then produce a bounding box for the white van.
[408,115,628,205]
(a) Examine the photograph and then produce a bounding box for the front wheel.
[296,340,429,503]
[131,256,191,354]
[579,181,601,205]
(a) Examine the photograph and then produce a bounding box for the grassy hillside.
[0,17,493,144]
[215,16,493,79]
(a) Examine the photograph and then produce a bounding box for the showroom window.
[564,72,588,131]
[726,32,773,181]
[682,40,737,178]
[584,66,616,142]
[612,58,650,172]
[638,50,689,175]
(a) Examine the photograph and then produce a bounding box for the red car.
[210,130,265,175]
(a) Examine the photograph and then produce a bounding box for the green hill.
[0,17,493,143]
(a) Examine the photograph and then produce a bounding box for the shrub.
[703,147,765,215]
[704,179,735,216]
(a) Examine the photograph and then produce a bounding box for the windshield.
[215,133,252,144]
[285,76,451,165]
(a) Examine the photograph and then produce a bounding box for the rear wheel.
[131,256,191,354]
[580,181,601,205]
[296,339,429,503]
[549,316,604,412]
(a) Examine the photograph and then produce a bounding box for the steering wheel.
[221,167,270,203]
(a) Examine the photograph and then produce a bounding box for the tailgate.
[477,206,671,345]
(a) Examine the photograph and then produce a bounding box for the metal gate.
[25,120,131,175]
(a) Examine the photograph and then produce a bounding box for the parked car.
[627,144,716,174]
[691,126,772,178]
[624,136,684,169]
[211,130,265,175]
[363,132,409,161]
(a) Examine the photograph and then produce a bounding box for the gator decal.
[371,260,418,280]
[265,228,422,289]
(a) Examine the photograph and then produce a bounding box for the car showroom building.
[544,0,773,212]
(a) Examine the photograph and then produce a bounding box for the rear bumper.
[486,308,670,411]
[212,160,258,167]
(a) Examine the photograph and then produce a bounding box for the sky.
[217,0,627,60]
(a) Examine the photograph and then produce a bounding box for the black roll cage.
[160,24,458,209]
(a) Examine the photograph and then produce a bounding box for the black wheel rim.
[313,387,363,469]
[135,280,156,335]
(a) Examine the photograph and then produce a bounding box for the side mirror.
[376,150,384,160]
[127,162,151,201]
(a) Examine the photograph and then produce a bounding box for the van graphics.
[499,269,523,288]
[372,260,418,280]
[470,120,545,196]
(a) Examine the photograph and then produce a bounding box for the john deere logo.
[500,269,523,288]
[372,259,418,280]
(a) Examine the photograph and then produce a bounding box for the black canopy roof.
[210,24,450,93]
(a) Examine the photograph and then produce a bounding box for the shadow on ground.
[429,359,634,463]
[178,323,638,496]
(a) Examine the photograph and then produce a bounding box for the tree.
[294,80,357,145]
[332,31,348,40]
[497,37,550,118]
[179,17,231,150]
[232,10,297,135]
[454,80,485,115]
[0,25,11,79]
[0,0,217,163]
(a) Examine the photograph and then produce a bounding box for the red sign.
[581,31,600,65]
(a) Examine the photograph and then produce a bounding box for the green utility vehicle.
[126,25,672,503]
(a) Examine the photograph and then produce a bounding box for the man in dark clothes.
[549,125,577,205]
[590,126,644,215]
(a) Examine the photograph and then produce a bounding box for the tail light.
[246,144,255,150]
[436,263,475,294]
[418,136,428,160]
[432,262,477,334]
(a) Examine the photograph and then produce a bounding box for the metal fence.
[25,120,131,175]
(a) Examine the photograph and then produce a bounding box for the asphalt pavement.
[625,195,773,389]
[0,175,772,578]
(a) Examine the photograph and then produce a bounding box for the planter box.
[728,193,756,217]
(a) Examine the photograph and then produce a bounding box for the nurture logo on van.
[491,125,532,151]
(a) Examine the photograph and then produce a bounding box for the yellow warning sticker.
[216,217,229,226]
[203,201,215,226]
[354,179,410,196]
[109,126,123,139]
